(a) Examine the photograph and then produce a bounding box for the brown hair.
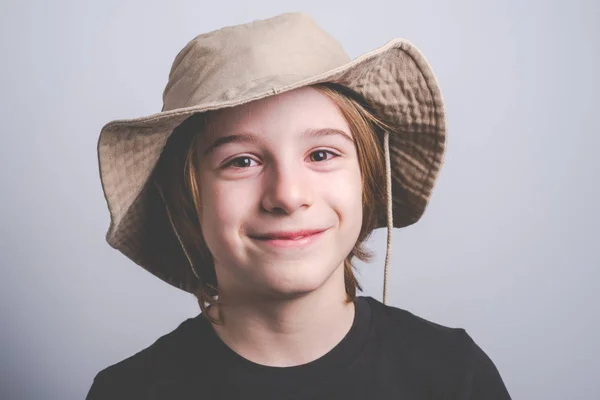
[154,83,389,323]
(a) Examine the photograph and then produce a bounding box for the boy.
[88,12,511,399]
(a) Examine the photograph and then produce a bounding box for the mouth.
[249,229,328,249]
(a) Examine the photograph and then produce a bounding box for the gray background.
[1,0,598,399]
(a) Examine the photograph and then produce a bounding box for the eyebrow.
[203,128,354,156]
[203,131,261,156]
[302,128,354,144]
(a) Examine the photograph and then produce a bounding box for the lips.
[251,229,326,240]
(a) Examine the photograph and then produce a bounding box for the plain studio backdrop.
[1,0,598,399]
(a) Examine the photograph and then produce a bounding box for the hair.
[154,83,389,323]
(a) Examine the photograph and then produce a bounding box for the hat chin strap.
[383,130,393,306]
[154,181,200,281]
[154,132,393,305]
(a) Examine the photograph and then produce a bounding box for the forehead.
[202,86,351,141]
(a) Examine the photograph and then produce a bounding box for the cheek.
[197,176,255,252]
[325,163,364,229]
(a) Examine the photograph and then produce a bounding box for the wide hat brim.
[98,33,446,294]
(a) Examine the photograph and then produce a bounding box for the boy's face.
[196,87,363,301]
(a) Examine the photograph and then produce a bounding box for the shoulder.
[362,297,511,398]
[86,314,207,400]
[363,296,469,351]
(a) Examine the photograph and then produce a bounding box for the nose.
[261,159,313,215]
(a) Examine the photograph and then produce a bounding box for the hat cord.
[153,181,200,281]
[382,130,393,305]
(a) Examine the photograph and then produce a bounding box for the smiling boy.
[87,12,511,400]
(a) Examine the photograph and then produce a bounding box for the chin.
[255,260,343,299]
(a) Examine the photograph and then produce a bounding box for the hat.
[97,12,446,304]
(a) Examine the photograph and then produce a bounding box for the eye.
[226,156,259,169]
[308,150,339,162]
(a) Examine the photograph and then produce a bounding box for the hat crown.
[162,13,351,111]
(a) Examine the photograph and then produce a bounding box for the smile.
[249,229,327,249]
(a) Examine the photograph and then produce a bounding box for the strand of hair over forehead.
[155,132,394,306]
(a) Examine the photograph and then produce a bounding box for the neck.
[208,265,356,367]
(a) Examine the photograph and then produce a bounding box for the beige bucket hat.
[97,12,446,304]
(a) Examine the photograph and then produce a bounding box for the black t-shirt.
[86,296,511,399]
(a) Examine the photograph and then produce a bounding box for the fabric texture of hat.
[97,12,447,301]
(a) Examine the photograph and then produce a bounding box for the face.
[195,87,363,301]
